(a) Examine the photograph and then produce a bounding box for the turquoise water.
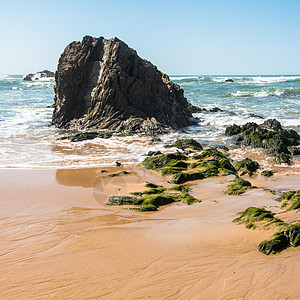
[0,74,299,168]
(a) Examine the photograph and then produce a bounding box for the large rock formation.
[52,36,195,133]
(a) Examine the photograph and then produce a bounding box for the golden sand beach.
[0,166,299,299]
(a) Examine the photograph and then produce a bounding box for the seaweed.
[233,207,284,229]
[225,177,253,195]
[142,153,189,175]
[261,170,273,177]
[234,158,259,176]
[165,139,203,151]
[277,190,300,211]
[108,171,129,177]
[225,119,300,164]
[258,222,300,255]
[109,182,199,211]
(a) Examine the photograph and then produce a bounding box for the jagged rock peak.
[52,36,195,134]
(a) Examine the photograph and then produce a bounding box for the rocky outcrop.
[52,36,195,133]
[23,70,54,81]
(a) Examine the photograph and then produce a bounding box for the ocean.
[0,74,299,168]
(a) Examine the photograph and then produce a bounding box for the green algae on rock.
[225,119,300,164]
[108,171,129,177]
[258,222,300,255]
[233,207,284,229]
[234,158,259,176]
[261,170,273,177]
[109,182,200,211]
[142,153,189,175]
[165,139,203,151]
[278,190,300,211]
[225,177,253,195]
[233,206,300,255]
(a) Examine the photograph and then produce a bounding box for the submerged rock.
[52,36,195,134]
[23,70,54,81]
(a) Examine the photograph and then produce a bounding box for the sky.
[0,0,299,75]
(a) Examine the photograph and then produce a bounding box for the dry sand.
[0,167,299,299]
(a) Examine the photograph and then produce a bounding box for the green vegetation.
[258,222,300,255]
[225,120,300,164]
[100,170,108,173]
[108,171,129,177]
[233,206,300,255]
[234,158,259,176]
[171,171,205,184]
[165,139,203,151]
[233,207,284,229]
[108,182,200,211]
[225,177,253,195]
[193,148,227,159]
[261,170,273,177]
[142,153,189,175]
[142,147,237,184]
[278,190,300,211]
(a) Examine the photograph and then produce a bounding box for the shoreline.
[0,165,299,299]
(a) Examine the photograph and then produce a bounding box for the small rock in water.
[209,107,223,112]
[225,79,235,82]
[23,70,54,81]
[249,113,264,119]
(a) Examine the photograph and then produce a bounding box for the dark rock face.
[52,36,195,133]
[23,70,54,81]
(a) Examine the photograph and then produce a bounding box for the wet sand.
[0,167,299,299]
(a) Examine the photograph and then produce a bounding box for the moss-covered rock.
[193,148,227,160]
[168,184,189,192]
[258,234,289,255]
[110,182,199,211]
[225,177,252,195]
[108,171,129,177]
[142,153,189,175]
[180,192,199,205]
[261,170,273,177]
[258,222,300,255]
[165,139,203,151]
[233,207,284,229]
[278,190,300,211]
[171,171,205,184]
[225,124,242,136]
[234,158,259,176]
[136,204,158,211]
[225,120,300,164]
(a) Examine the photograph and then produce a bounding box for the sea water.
[0,74,299,168]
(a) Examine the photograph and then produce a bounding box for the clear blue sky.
[1,0,299,75]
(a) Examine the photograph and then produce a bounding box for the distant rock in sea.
[23,70,54,81]
[52,36,195,134]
